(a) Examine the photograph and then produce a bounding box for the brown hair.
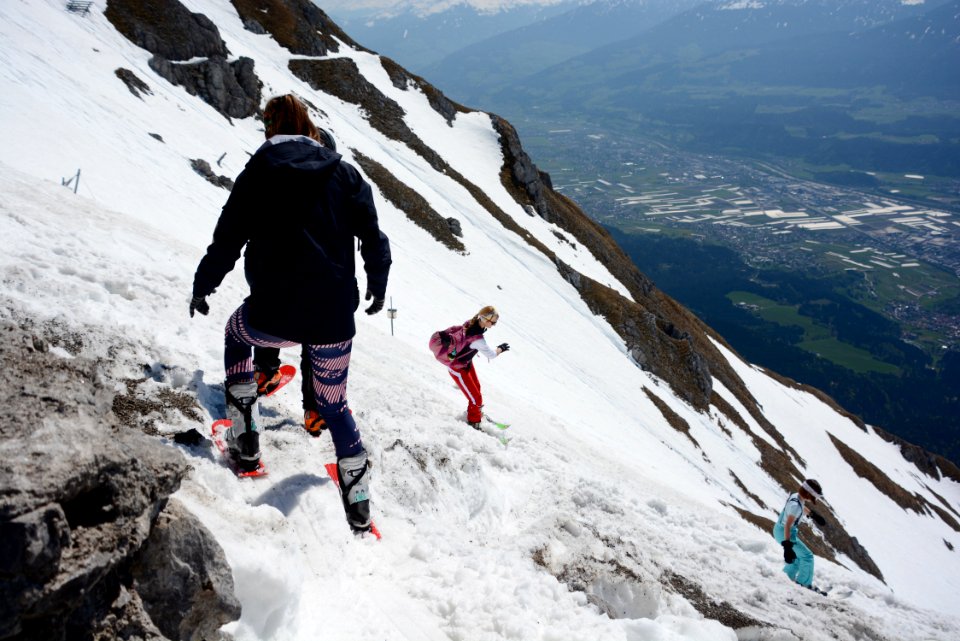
[466,305,499,331]
[263,94,320,142]
[475,305,498,322]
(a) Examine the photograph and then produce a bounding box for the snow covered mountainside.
[1,1,959,640]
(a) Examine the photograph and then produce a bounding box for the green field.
[726,291,902,375]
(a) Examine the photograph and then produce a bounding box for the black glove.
[498,343,510,353]
[782,540,797,564]
[364,289,384,315]
[810,511,826,526]
[189,295,209,318]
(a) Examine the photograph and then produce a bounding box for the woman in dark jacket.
[190,94,391,534]
[251,126,340,438]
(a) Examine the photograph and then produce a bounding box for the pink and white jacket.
[429,322,499,371]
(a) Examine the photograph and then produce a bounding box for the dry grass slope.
[379,56,472,125]
[643,386,700,449]
[230,0,366,55]
[351,150,466,253]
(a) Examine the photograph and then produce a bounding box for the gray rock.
[149,56,261,121]
[105,0,261,121]
[0,320,236,641]
[105,0,228,61]
[116,68,152,99]
[446,217,463,238]
[490,116,549,219]
[133,499,241,641]
[242,18,267,35]
[190,159,235,191]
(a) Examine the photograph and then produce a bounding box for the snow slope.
[1,1,959,639]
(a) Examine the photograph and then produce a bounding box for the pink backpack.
[428,323,470,366]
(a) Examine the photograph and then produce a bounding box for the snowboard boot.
[224,380,261,472]
[303,410,326,437]
[336,450,372,534]
[468,421,481,431]
[254,367,283,397]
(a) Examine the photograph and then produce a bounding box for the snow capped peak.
[720,0,766,9]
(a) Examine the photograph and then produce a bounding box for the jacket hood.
[253,134,341,176]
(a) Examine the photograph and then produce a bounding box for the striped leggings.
[224,303,363,458]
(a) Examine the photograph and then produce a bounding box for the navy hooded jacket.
[192,135,391,344]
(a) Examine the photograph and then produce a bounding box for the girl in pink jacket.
[429,306,509,429]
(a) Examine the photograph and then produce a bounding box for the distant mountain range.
[504,0,957,108]
[326,0,577,71]
[421,0,703,104]
[340,0,959,178]
[351,0,944,104]
[477,0,960,180]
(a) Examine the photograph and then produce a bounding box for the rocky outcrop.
[133,500,241,641]
[873,425,960,484]
[115,68,152,99]
[379,56,471,125]
[106,0,261,120]
[106,0,227,60]
[148,57,260,120]
[555,261,714,409]
[0,321,238,641]
[190,158,235,191]
[230,0,366,56]
[492,116,557,226]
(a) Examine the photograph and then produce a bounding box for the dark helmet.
[801,479,823,502]
[318,127,337,152]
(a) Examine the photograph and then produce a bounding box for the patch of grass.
[662,571,767,630]
[829,433,927,515]
[643,386,700,449]
[727,291,901,375]
[351,150,465,253]
[379,56,472,124]
[798,338,901,376]
[729,471,767,510]
[111,378,202,435]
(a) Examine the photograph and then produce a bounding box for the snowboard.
[258,364,296,397]
[472,416,510,445]
[484,416,510,430]
[211,419,268,478]
[324,462,382,540]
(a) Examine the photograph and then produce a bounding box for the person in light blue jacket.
[772,479,826,590]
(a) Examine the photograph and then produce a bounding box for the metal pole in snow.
[63,169,80,193]
[387,297,397,336]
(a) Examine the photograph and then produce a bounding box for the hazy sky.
[319,0,568,13]
[320,0,929,13]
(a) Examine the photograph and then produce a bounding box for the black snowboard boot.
[337,450,371,533]
[225,380,261,472]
